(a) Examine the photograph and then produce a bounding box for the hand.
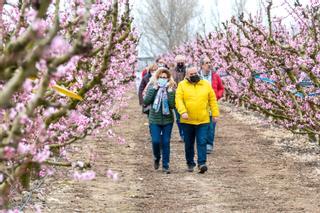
[153,84,159,90]
[212,117,218,122]
[181,113,189,120]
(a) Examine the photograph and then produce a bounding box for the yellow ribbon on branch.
[28,76,38,81]
[51,84,83,101]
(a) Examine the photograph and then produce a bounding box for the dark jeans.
[149,123,173,169]
[174,108,184,140]
[207,116,217,147]
[181,123,209,166]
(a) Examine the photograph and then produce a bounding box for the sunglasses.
[159,76,168,79]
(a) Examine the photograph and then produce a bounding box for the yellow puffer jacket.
[175,79,219,125]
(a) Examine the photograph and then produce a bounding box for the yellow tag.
[52,84,83,101]
[28,76,37,80]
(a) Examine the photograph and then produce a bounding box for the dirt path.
[36,91,320,212]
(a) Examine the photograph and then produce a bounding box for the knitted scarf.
[152,85,170,115]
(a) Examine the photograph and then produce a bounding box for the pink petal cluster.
[73,170,96,181]
[106,169,119,181]
[32,146,50,163]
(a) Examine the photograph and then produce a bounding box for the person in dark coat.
[138,63,158,112]
[171,55,187,142]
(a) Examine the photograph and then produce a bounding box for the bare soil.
[28,91,320,212]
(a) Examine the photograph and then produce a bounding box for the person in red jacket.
[199,56,224,154]
[141,67,149,79]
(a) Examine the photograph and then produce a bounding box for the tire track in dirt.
[40,91,320,212]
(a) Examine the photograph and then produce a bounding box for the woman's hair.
[149,67,176,88]
[148,63,158,72]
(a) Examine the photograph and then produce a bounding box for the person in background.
[141,66,149,79]
[138,63,158,113]
[141,58,168,78]
[143,68,176,174]
[199,56,224,154]
[156,57,169,69]
[175,65,219,174]
[171,55,187,142]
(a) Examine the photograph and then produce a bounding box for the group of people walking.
[138,55,224,174]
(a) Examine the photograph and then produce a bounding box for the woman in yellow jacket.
[175,66,219,173]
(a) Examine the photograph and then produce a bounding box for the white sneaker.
[206,144,213,154]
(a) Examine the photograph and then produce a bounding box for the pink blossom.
[106,169,119,181]
[39,167,54,177]
[31,19,48,37]
[4,147,16,159]
[34,205,42,213]
[22,80,34,93]
[117,137,126,144]
[6,209,22,213]
[33,146,50,163]
[17,143,30,154]
[35,59,48,73]
[73,171,96,181]
[43,107,56,117]
[0,173,4,183]
[25,8,37,22]
[49,36,71,56]
[39,169,46,178]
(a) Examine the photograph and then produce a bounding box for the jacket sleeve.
[175,83,187,115]
[216,75,224,100]
[208,85,220,117]
[167,90,175,109]
[138,78,147,105]
[143,85,157,106]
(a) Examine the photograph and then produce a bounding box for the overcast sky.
[132,0,310,29]
[132,0,311,57]
[198,0,310,32]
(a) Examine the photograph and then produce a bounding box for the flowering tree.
[164,1,319,143]
[0,0,137,208]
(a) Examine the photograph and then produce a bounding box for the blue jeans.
[174,108,184,140]
[181,123,209,166]
[207,116,217,147]
[149,123,173,169]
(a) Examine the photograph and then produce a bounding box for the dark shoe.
[162,168,170,174]
[187,164,195,172]
[154,160,160,170]
[198,164,208,174]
